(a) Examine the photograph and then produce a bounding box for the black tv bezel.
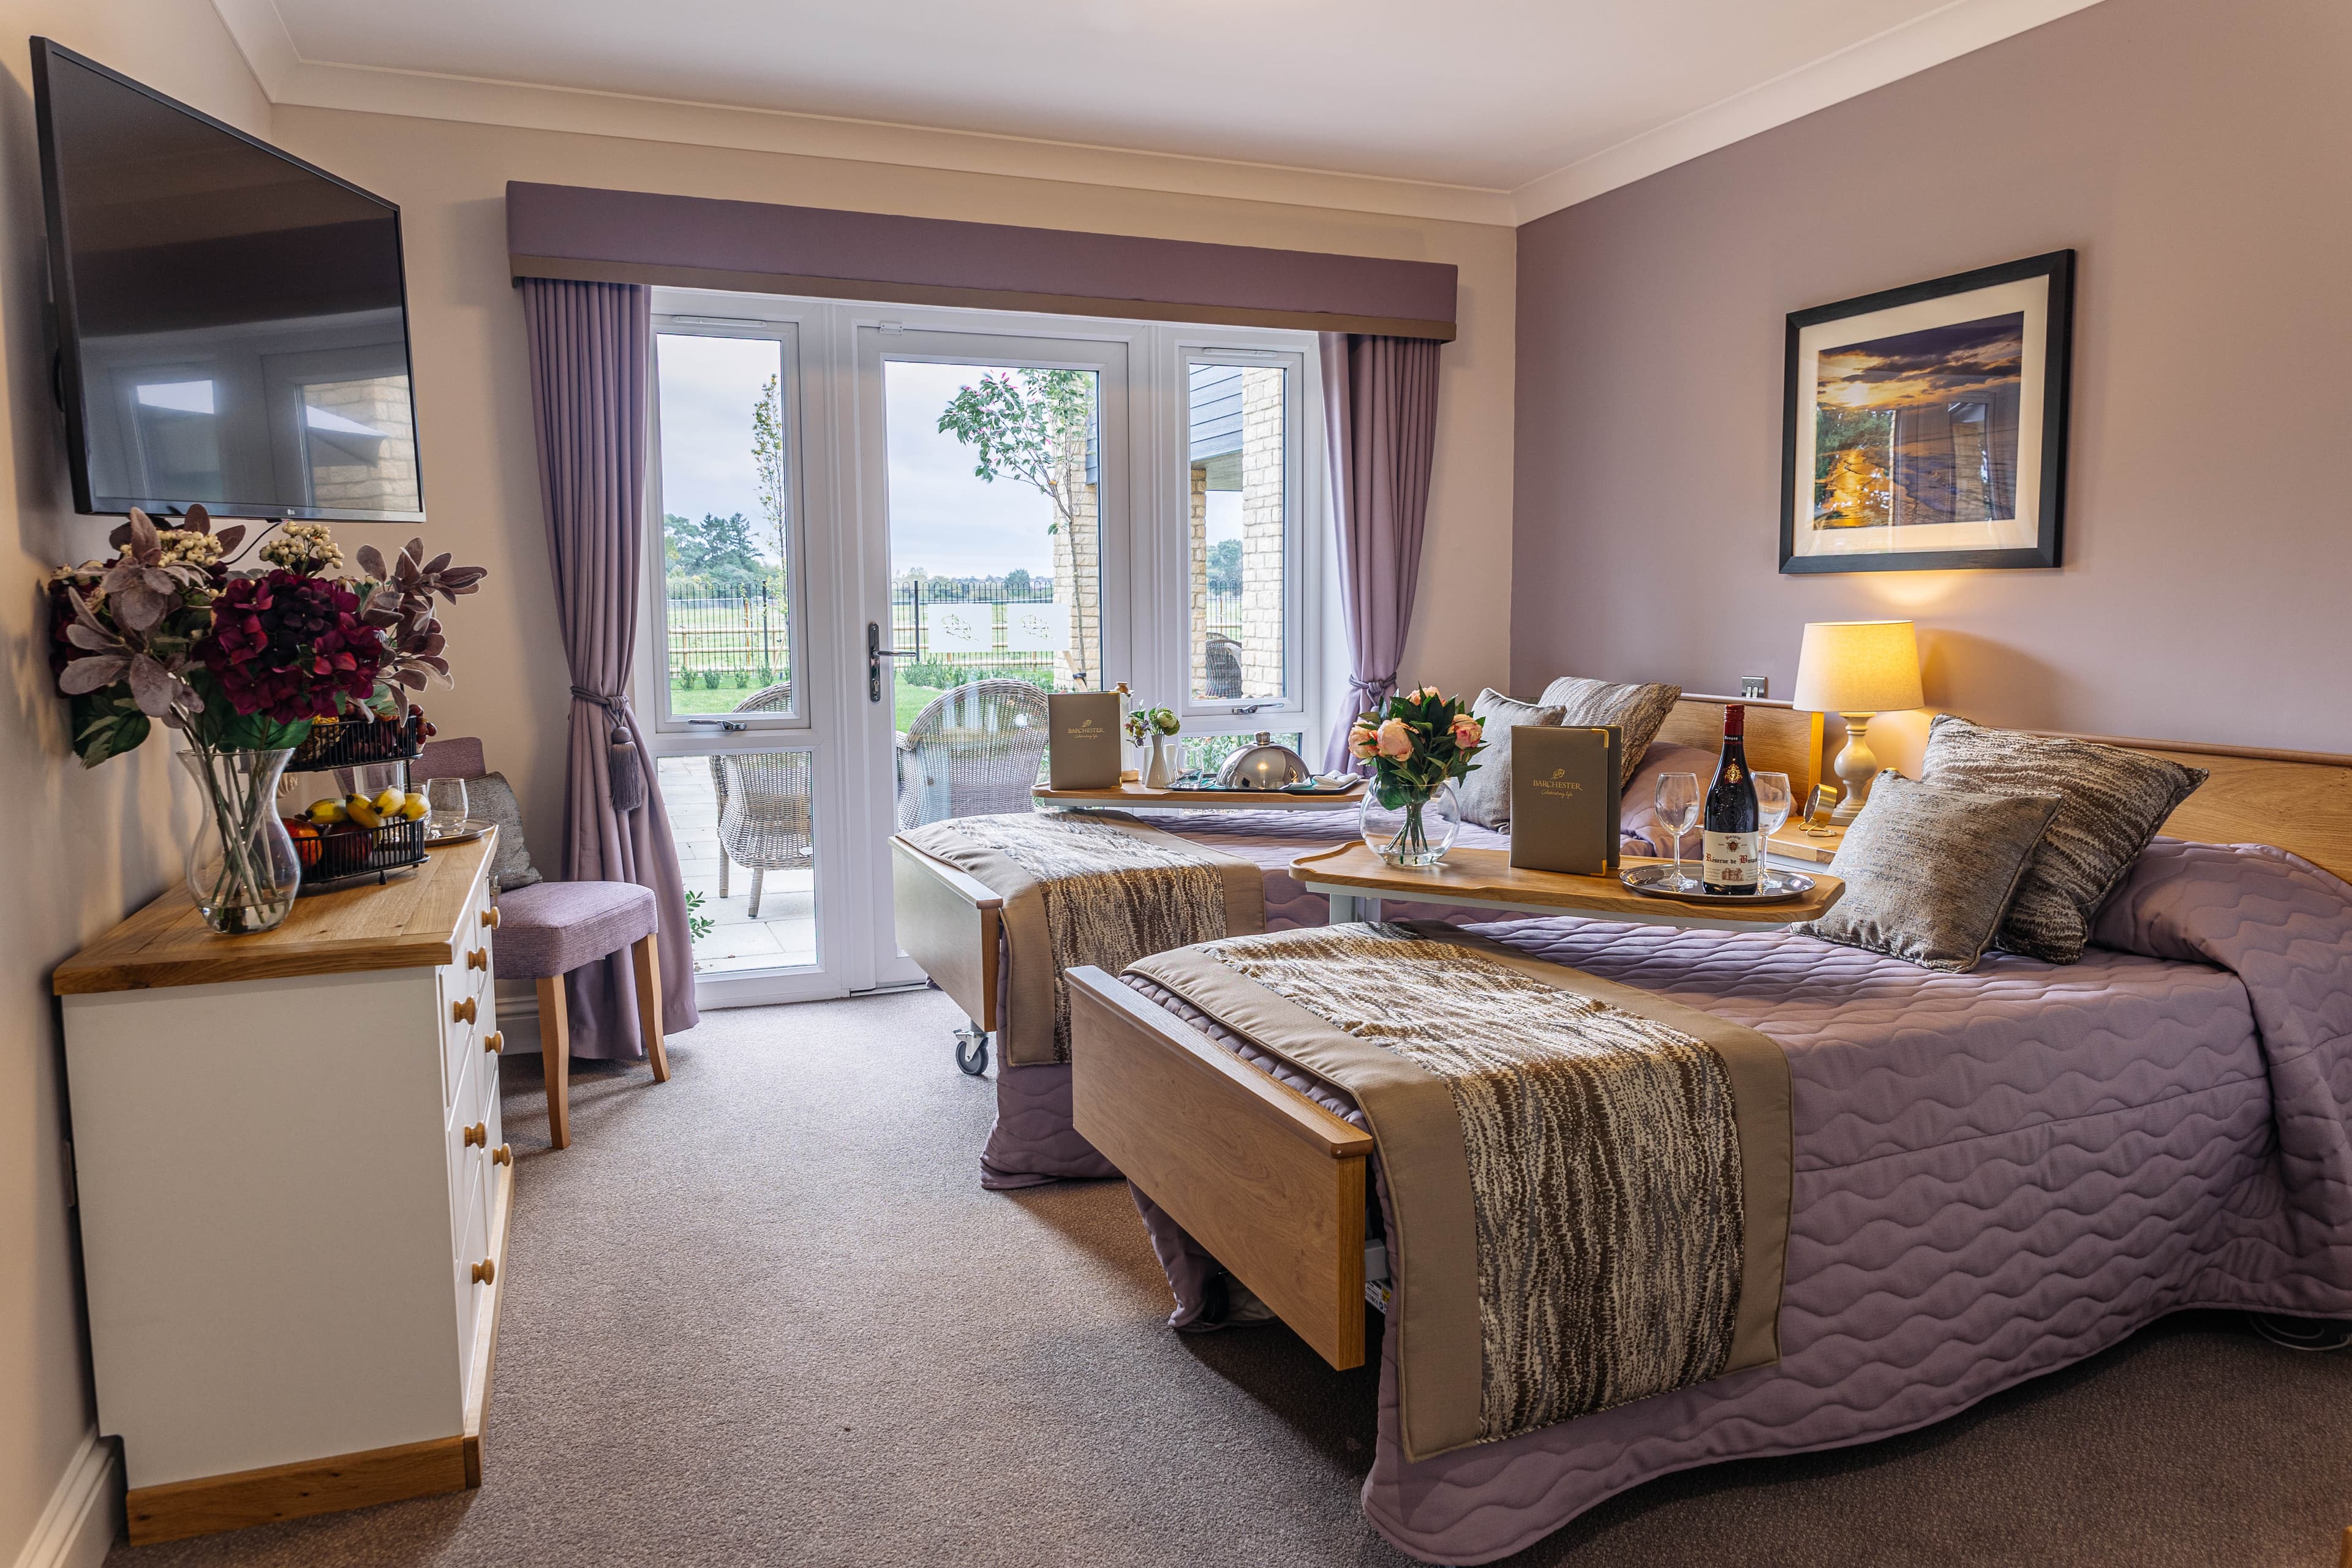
[31,36,427,524]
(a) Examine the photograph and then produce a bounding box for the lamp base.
[1829,715,1882,824]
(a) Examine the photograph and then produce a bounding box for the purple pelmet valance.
[505,181,1457,341]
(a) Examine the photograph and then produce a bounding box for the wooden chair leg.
[748,867,764,921]
[631,932,671,1084]
[537,975,571,1149]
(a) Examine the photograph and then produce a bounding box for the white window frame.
[1164,338,1313,734]
[638,314,812,737]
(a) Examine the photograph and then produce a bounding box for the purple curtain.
[1321,332,1442,771]
[521,277,699,1058]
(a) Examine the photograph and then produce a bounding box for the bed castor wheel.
[954,1028,990,1076]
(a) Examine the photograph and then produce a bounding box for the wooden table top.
[1291,842,1845,925]
[1033,780,1365,812]
[53,834,496,997]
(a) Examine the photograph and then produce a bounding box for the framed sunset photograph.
[1781,251,2074,573]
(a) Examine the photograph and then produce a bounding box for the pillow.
[1457,688,1567,831]
[466,771,545,891]
[1794,772,2062,972]
[1537,676,1683,786]
[1920,714,2208,964]
[1619,742,1716,858]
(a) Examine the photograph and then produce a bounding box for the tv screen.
[32,38,424,522]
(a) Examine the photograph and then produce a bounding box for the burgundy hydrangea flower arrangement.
[49,508,484,766]
[48,509,488,932]
[199,570,385,724]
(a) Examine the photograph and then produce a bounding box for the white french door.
[638,293,1321,1006]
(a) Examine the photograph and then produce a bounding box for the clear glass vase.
[181,747,302,935]
[1359,780,1463,868]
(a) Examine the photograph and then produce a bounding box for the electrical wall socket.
[1739,676,1769,699]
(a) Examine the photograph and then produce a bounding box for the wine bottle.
[1702,703,1762,895]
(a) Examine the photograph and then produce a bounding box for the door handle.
[868,622,916,703]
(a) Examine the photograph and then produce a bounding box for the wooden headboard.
[2035,733,2352,885]
[1655,695,1823,806]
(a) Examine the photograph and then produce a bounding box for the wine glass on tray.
[1754,772,1792,888]
[1654,772,1700,892]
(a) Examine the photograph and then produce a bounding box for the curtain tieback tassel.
[572,686,648,814]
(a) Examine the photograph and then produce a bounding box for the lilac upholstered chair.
[413,738,670,1150]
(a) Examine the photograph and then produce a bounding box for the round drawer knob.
[492,1144,513,1167]
[453,997,477,1025]
[471,1258,496,1286]
[483,1031,504,1055]
[463,1121,488,1148]
[481,907,501,930]
[467,947,489,971]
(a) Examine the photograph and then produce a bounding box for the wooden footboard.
[1066,966,1372,1370]
[890,835,1000,1031]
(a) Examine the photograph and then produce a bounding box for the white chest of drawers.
[53,835,512,1545]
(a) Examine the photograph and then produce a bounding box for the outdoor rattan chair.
[1204,635,1243,699]
[709,682,814,920]
[894,679,1052,830]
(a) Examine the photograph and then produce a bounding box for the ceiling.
[210,0,2104,223]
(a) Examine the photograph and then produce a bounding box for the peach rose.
[1449,714,1483,748]
[1348,725,1379,760]
[1410,685,1439,702]
[1376,718,1414,759]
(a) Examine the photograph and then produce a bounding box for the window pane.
[656,333,794,722]
[884,361,1098,825]
[659,753,817,974]
[1188,362,1287,703]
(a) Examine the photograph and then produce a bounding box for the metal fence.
[665,583,1247,688]
[668,590,788,685]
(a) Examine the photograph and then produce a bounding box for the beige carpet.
[110,988,2352,1567]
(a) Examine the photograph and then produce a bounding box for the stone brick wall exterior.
[304,375,419,513]
[1237,366,1286,698]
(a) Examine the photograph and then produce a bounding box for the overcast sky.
[655,335,1060,579]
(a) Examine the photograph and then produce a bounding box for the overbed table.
[1032,780,1366,813]
[1292,842,1845,931]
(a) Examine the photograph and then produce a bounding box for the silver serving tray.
[1620,863,1815,905]
[425,817,496,846]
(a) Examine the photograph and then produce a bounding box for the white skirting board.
[10,1429,118,1568]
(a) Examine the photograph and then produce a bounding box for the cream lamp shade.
[1792,620,1924,824]
[1792,620,1924,716]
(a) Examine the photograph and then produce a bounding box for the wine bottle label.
[1703,831,1761,888]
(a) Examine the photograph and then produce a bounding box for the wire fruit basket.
[288,711,425,772]
[293,815,427,894]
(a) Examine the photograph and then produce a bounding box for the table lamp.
[1792,620,1924,824]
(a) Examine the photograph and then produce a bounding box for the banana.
[345,794,384,830]
[307,797,348,824]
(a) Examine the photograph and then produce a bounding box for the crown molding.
[1509,0,2108,222]
[210,0,2103,229]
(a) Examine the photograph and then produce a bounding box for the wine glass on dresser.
[1654,772,1701,891]
[1754,772,1793,885]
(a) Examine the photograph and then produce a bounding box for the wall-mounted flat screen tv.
[32,37,424,522]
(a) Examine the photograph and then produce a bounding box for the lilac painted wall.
[1511,0,2352,753]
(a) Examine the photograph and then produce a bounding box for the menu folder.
[1508,725,1622,876]
[1046,692,1124,790]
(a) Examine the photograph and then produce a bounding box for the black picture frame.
[1779,250,2073,574]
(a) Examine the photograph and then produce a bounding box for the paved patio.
[658,756,817,974]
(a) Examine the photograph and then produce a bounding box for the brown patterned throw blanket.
[1129,923,1790,1461]
[903,812,1265,1066]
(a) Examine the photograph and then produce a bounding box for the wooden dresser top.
[55,835,496,997]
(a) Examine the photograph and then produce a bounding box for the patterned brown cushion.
[1795,773,2062,972]
[1920,715,2208,963]
[1539,676,1683,787]
[1458,688,1567,831]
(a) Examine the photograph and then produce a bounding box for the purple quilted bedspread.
[1123,839,2352,1562]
